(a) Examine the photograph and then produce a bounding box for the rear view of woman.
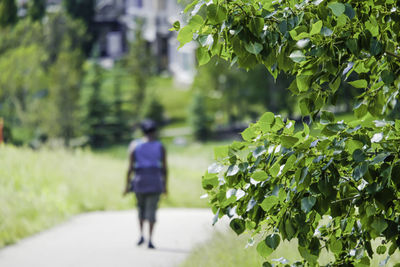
[124,119,167,249]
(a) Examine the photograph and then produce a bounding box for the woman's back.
[134,140,163,169]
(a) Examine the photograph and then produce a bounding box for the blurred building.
[95,0,196,84]
[17,0,196,85]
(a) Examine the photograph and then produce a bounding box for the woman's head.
[140,119,157,135]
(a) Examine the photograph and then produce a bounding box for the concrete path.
[0,208,227,267]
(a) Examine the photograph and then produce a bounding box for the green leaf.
[289,50,306,63]
[196,48,211,65]
[188,15,204,30]
[250,17,264,36]
[370,38,382,56]
[376,245,386,255]
[285,219,296,240]
[260,195,279,212]
[214,145,229,160]
[252,170,268,181]
[269,160,281,177]
[170,21,180,31]
[299,98,314,115]
[296,75,310,92]
[301,196,316,213]
[177,26,193,48]
[328,2,345,17]
[329,76,341,92]
[310,20,323,35]
[257,239,273,257]
[330,236,343,254]
[344,3,355,19]
[320,111,335,125]
[320,26,333,36]
[282,154,296,175]
[262,262,273,267]
[245,42,263,55]
[206,4,227,24]
[346,39,358,55]
[230,218,246,235]
[348,80,368,88]
[265,234,280,249]
[353,162,368,181]
[381,70,395,85]
[280,136,299,147]
[259,112,275,124]
[389,242,397,255]
[227,165,239,176]
[202,173,219,190]
[371,217,388,234]
[241,127,257,141]
[352,149,366,163]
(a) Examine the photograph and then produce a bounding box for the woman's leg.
[135,193,145,245]
[145,193,160,248]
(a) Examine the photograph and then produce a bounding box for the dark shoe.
[148,241,155,249]
[137,236,145,246]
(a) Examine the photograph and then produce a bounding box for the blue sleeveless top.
[134,140,163,169]
[130,140,164,193]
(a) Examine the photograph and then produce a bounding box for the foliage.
[28,0,46,21]
[62,0,95,54]
[189,91,212,141]
[0,0,17,27]
[123,20,156,121]
[82,60,110,147]
[46,50,84,146]
[141,92,165,126]
[192,58,296,124]
[178,0,400,265]
[0,44,47,143]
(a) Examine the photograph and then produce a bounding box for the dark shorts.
[135,193,160,223]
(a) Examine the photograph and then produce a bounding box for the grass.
[0,145,132,247]
[182,229,400,267]
[0,140,221,248]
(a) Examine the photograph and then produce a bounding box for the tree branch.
[386,50,400,60]
[331,195,360,204]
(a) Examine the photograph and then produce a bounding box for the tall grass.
[0,145,133,247]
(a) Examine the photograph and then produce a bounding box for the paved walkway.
[0,208,227,267]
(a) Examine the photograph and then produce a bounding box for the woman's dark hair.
[140,119,157,134]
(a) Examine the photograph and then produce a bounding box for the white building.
[97,0,196,85]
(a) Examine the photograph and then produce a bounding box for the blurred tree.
[62,0,95,54]
[46,50,84,146]
[109,64,129,143]
[63,0,95,24]
[124,21,155,121]
[0,0,17,27]
[192,58,296,126]
[43,12,87,65]
[141,92,165,126]
[82,60,109,147]
[0,19,44,55]
[189,91,212,141]
[28,0,46,21]
[0,44,47,143]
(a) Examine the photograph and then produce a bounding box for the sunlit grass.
[0,145,132,247]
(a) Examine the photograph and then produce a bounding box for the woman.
[124,119,167,249]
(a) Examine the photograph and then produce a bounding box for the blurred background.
[0,0,365,264]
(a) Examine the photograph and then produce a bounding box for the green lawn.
[0,140,220,248]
